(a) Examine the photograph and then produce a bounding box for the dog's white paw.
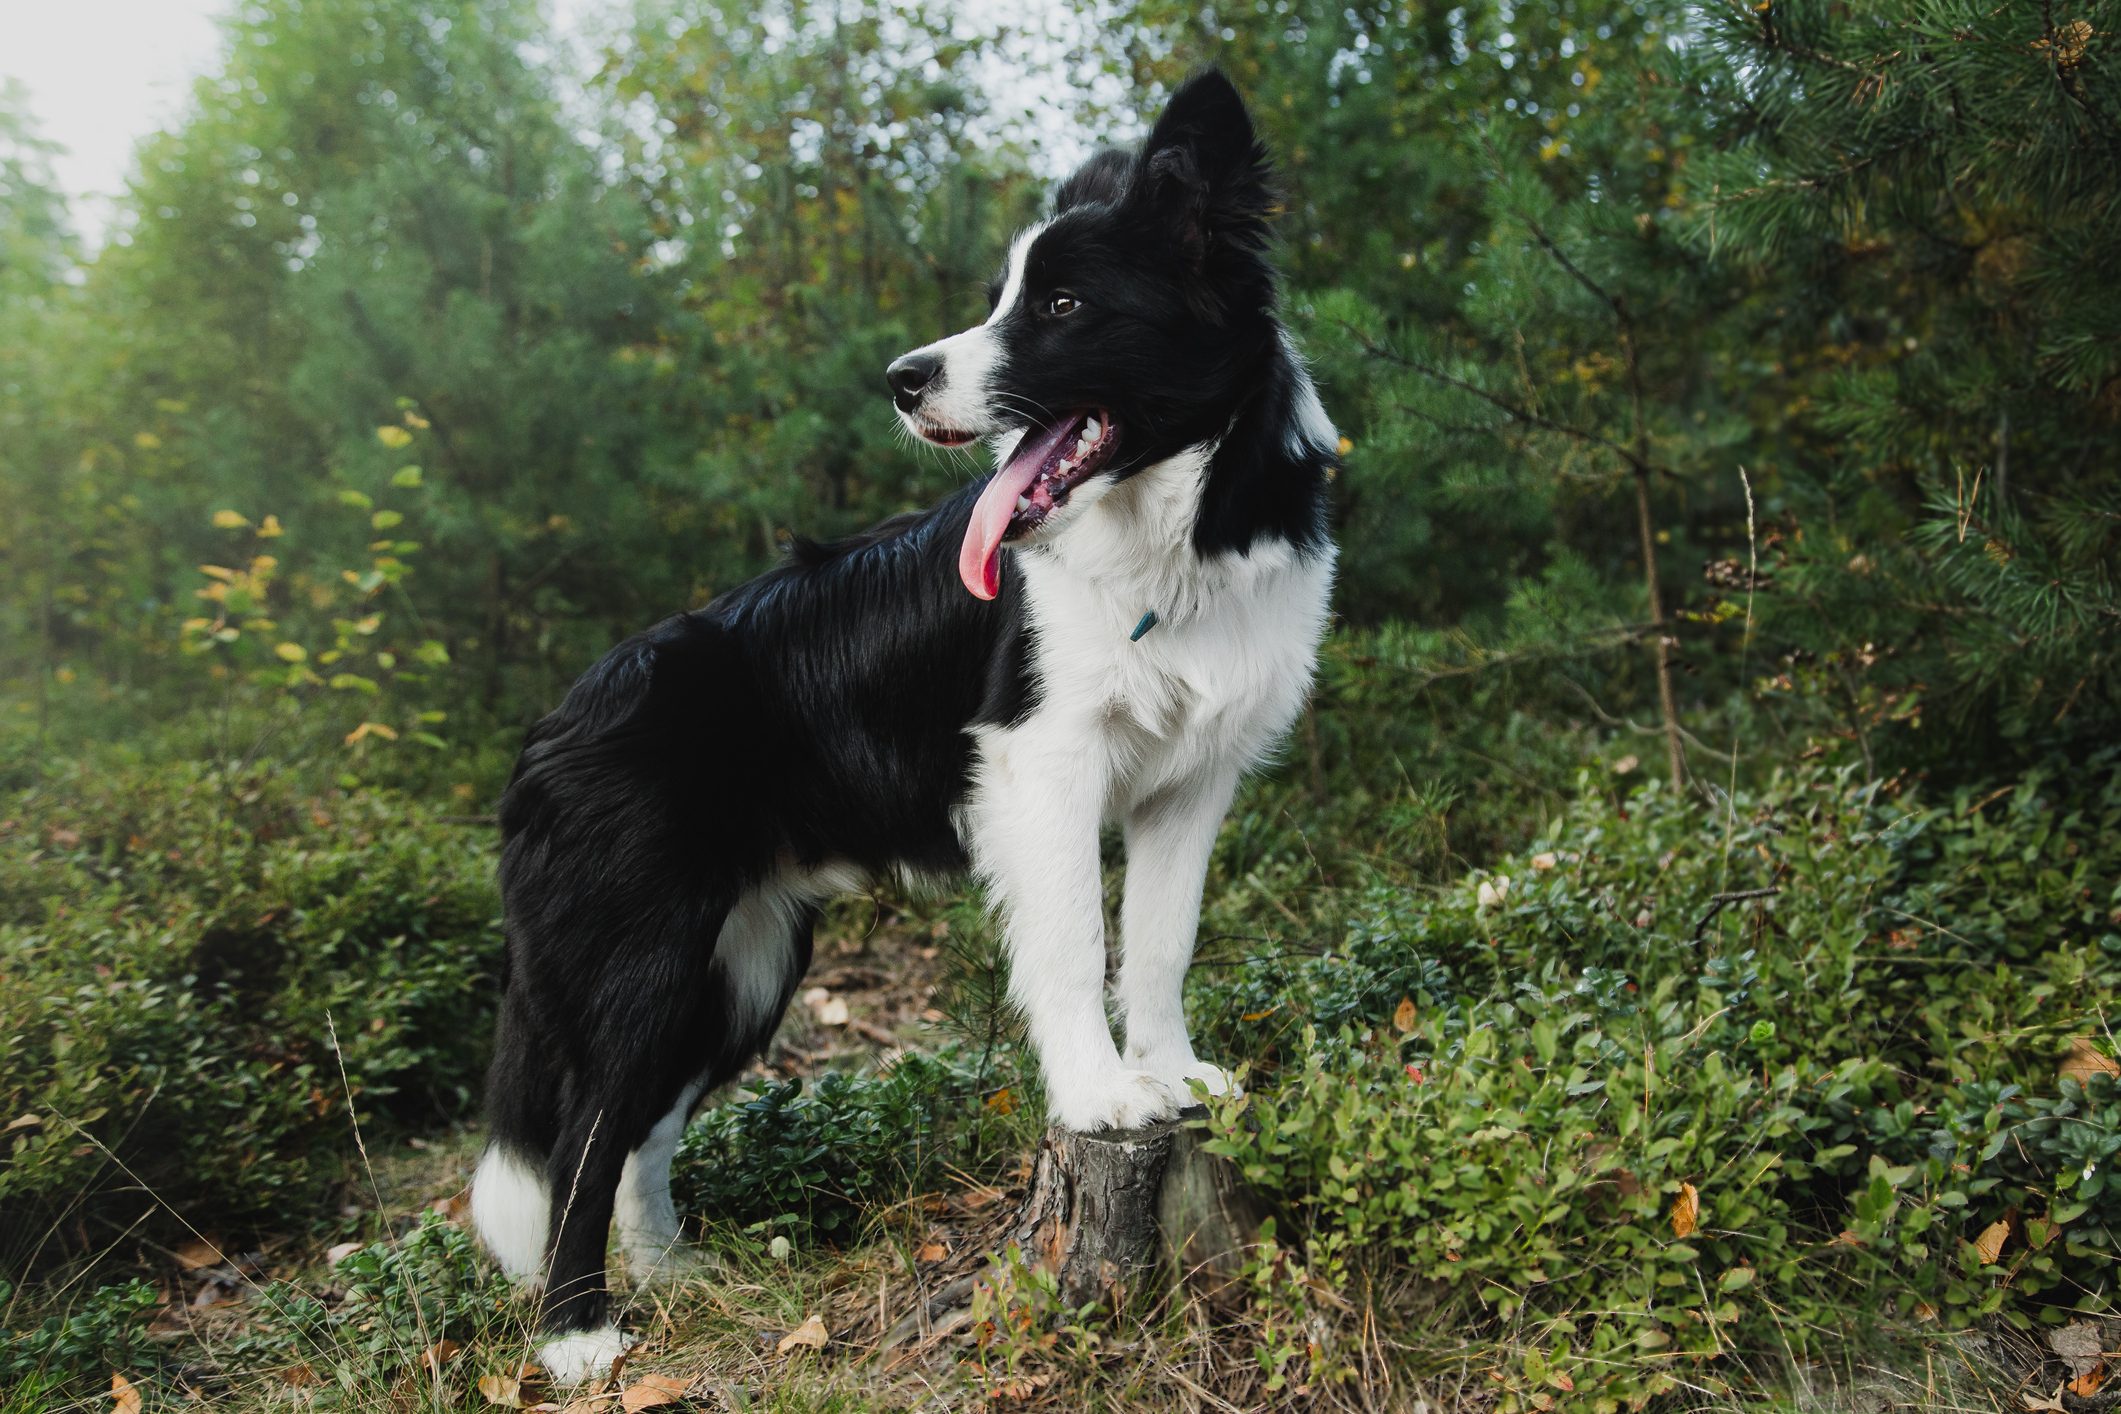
[1131,1054,1241,1104]
[1048,1069,1183,1133]
[538,1326,631,1385]
[1169,1059,1241,1101]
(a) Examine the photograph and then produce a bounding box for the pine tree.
[1681,0,2121,764]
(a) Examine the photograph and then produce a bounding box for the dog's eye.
[1042,292,1083,318]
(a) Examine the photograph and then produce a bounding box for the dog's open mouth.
[915,423,979,448]
[958,410,1119,600]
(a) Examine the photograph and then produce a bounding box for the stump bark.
[881,1109,1269,1352]
[1011,1109,1269,1307]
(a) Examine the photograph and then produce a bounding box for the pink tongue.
[958,417,1081,600]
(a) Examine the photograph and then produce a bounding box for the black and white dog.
[471,70,1337,1382]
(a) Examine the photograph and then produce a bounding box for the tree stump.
[881,1109,1269,1352]
[1011,1109,1269,1308]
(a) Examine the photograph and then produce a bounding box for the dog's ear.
[1055,148,1133,212]
[1132,70,1275,269]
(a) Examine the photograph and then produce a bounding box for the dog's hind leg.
[534,894,737,1383]
[613,885,817,1284]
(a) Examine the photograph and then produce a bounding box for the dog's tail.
[470,973,560,1284]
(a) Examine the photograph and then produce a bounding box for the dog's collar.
[1129,610,1160,642]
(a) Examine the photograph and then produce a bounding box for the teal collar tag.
[1129,610,1160,642]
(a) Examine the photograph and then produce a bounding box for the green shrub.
[672,1047,1023,1243]
[0,757,503,1265]
[0,1277,161,1406]
[1196,756,2121,1409]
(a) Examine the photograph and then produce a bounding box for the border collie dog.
[472,70,1337,1382]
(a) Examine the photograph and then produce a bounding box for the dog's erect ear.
[1133,70,1275,268]
[1055,148,1133,212]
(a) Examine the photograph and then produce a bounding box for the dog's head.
[886,71,1282,599]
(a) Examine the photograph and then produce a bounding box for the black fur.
[480,68,1332,1350]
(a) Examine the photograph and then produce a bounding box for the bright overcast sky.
[0,0,598,245]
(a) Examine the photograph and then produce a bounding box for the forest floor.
[106,895,2089,1414]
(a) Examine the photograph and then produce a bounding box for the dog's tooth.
[1084,417,1101,439]
[1075,431,1095,454]
[1016,495,1031,512]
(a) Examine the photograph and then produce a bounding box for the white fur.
[895,222,1047,436]
[538,1325,631,1385]
[471,1144,551,1286]
[1280,331,1339,459]
[614,1077,708,1281]
[969,355,1338,1131]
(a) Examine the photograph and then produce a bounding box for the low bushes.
[0,758,503,1264]
[671,1046,1026,1243]
[1194,756,2121,1406]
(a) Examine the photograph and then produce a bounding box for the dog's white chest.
[990,449,1335,811]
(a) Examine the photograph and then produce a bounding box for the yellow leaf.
[402,410,431,429]
[621,1374,690,1411]
[212,509,249,529]
[274,642,307,663]
[132,432,162,451]
[111,1372,142,1414]
[376,425,414,449]
[776,1313,829,1355]
[1974,1217,2010,1265]
[2061,1038,2120,1087]
[1336,435,1354,456]
[344,722,399,745]
[984,1087,1016,1115]
[1392,997,1417,1033]
[257,514,284,538]
[1670,1182,1699,1239]
[198,564,236,582]
[478,1370,529,1407]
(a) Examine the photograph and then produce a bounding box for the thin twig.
[1692,887,1781,939]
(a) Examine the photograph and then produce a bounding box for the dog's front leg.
[970,735,1179,1133]
[1118,768,1242,1101]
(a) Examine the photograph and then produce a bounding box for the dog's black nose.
[887,352,941,410]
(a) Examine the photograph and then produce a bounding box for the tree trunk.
[882,1112,1268,1351]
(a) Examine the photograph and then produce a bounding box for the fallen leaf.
[111,1373,143,1414]
[2061,1038,2120,1087]
[6,1113,41,1132]
[282,1365,321,1387]
[1530,851,1558,871]
[620,1374,689,1412]
[2072,1367,2107,1399]
[813,997,850,1026]
[2051,1320,2106,1379]
[917,1241,948,1263]
[777,1313,829,1354]
[480,1372,526,1407]
[421,1340,462,1376]
[2020,1386,2067,1413]
[1670,1183,1699,1239]
[1974,1217,2011,1265]
[1392,997,1416,1033]
[983,1088,1016,1116]
[326,1241,362,1265]
[990,1373,1055,1401]
[175,1238,223,1271]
